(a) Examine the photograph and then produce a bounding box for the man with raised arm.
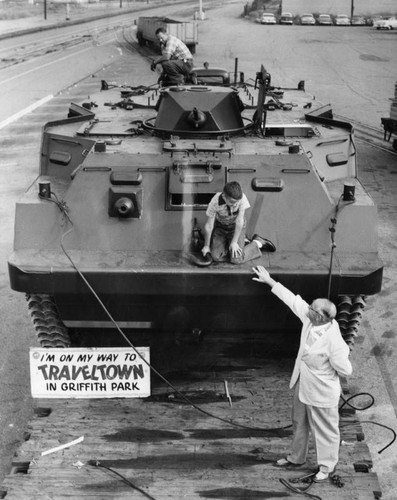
[252,265,352,482]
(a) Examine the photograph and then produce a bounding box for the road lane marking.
[0,94,53,129]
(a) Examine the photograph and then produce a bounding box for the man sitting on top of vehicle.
[151,27,194,85]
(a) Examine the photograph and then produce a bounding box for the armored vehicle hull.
[8,65,382,348]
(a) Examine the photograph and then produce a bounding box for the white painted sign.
[30,347,150,398]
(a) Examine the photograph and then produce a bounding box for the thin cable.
[327,195,355,299]
[281,471,345,497]
[46,194,290,433]
[339,393,396,453]
[360,421,396,454]
[90,460,156,500]
[339,392,375,412]
[327,194,342,299]
[279,478,322,500]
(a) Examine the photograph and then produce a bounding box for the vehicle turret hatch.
[76,119,138,137]
[265,124,317,137]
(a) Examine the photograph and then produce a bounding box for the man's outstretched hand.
[252,266,275,287]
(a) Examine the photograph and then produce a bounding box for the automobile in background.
[318,14,333,25]
[300,13,316,25]
[373,17,397,29]
[260,12,277,25]
[367,15,382,26]
[334,14,351,26]
[351,15,366,26]
[280,12,294,25]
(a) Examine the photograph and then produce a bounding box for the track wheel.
[336,295,367,349]
[26,294,71,348]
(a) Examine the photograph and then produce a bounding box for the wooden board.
[0,335,382,500]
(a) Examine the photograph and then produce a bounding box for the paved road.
[0,1,396,498]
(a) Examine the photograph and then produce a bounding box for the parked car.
[374,17,397,29]
[260,13,277,25]
[318,14,333,25]
[351,15,366,26]
[334,14,351,26]
[367,15,382,26]
[280,12,293,25]
[300,13,316,25]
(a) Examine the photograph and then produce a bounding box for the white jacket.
[272,282,352,408]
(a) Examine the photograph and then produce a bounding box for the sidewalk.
[0,1,160,39]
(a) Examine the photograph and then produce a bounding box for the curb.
[0,0,198,41]
[0,8,141,41]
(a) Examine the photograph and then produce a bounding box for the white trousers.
[287,381,340,473]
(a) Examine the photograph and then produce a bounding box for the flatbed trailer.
[0,334,382,499]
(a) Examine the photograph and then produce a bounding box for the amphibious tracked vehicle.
[8,63,383,349]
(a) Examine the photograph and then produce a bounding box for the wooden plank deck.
[0,334,382,499]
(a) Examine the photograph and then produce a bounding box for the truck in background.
[136,16,198,54]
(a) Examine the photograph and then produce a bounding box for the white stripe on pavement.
[0,94,54,130]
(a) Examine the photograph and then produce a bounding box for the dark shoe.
[185,251,213,267]
[202,252,213,265]
[252,234,276,252]
[275,457,305,467]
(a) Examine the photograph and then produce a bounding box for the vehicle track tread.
[26,294,71,348]
[336,295,366,348]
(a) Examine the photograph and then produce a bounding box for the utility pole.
[44,0,47,20]
[194,0,205,20]
[199,0,204,19]
[350,0,354,19]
